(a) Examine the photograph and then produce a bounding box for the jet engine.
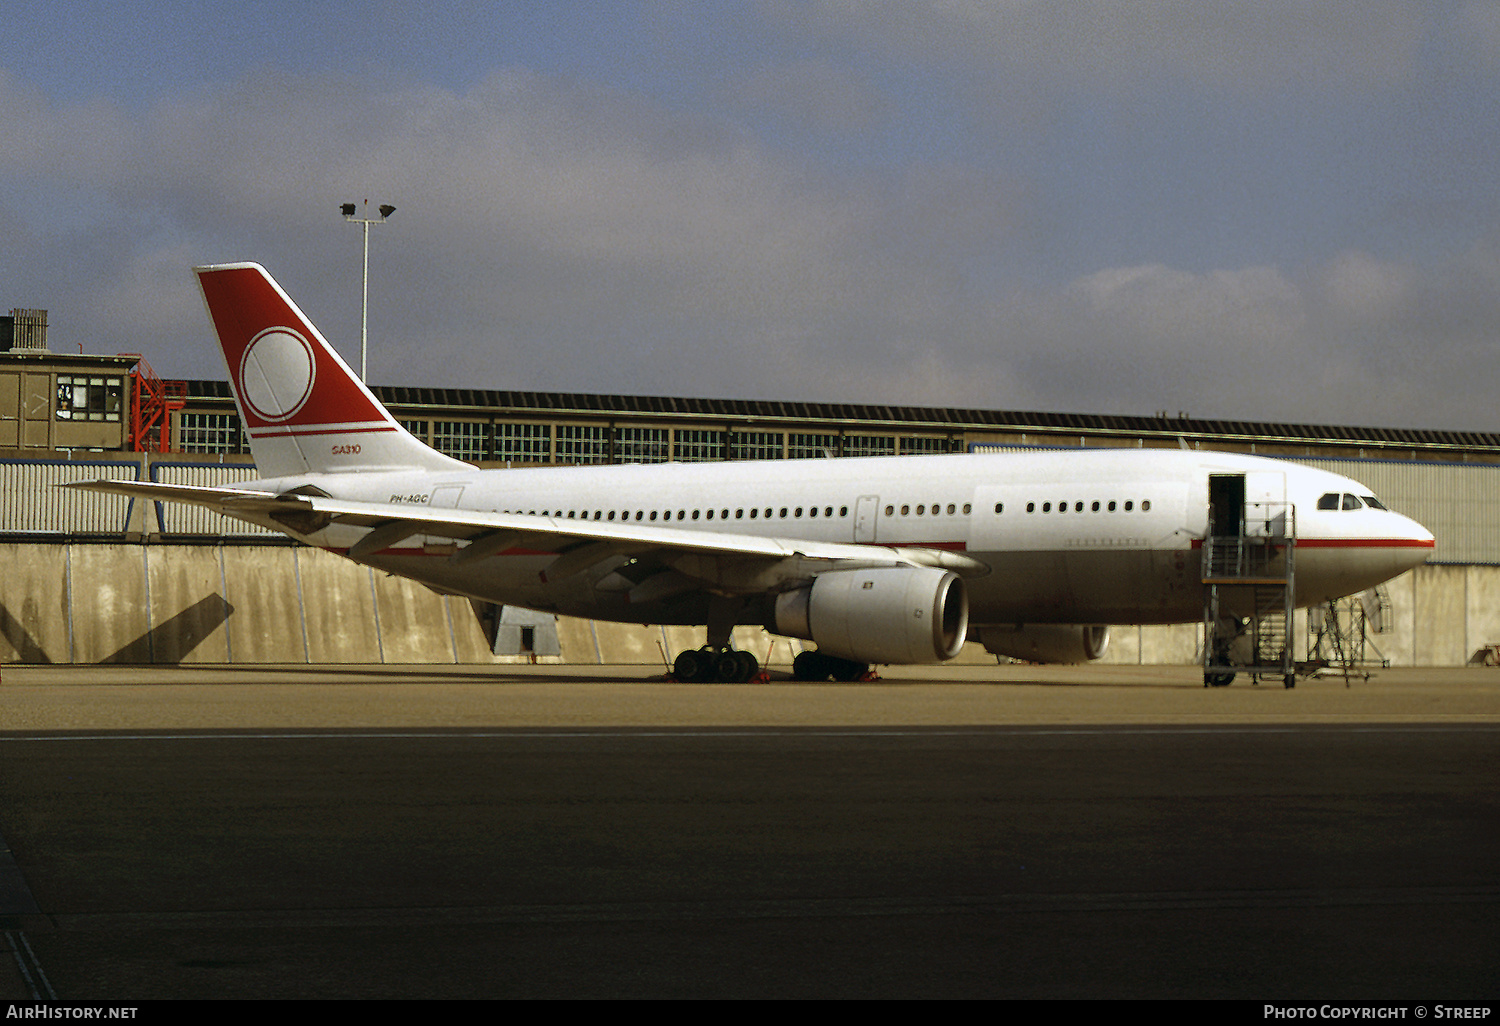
[978,624,1111,664]
[771,566,968,665]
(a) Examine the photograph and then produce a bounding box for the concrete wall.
[0,542,814,667]
[0,541,1488,667]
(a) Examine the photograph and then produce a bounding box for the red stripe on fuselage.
[1296,538,1435,549]
[1190,538,1433,550]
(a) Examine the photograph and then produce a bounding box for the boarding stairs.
[1202,501,1297,688]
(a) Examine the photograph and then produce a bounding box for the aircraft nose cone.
[1398,515,1436,570]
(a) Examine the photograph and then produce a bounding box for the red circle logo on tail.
[239,327,316,423]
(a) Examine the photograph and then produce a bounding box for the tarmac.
[1,663,1497,999]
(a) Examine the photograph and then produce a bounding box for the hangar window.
[495,423,551,463]
[616,427,670,464]
[787,433,839,459]
[730,431,784,460]
[673,429,724,462]
[179,413,248,454]
[842,435,896,458]
[556,425,610,465]
[432,421,488,461]
[901,436,947,455]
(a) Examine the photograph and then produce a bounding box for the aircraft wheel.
[1204,671,1235,687]
[829,657,870,682]
[735,651,760,682]
[674,649,709,683]
[713,650,745,683]
[793,651,827,681]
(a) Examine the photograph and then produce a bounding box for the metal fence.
[0,459,141,535]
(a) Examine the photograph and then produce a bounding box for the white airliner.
[69,263,1434,683]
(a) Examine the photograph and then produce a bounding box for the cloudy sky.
[4,1,1500,431]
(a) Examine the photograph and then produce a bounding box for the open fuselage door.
[1205,468,1295,686]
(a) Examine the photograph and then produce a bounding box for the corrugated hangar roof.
[182,379,1500,454]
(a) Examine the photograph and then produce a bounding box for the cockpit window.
[1318,491,1381,512]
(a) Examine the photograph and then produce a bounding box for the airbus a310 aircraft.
[69,263,1434,684]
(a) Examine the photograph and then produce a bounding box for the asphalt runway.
[1,664,1497,1000]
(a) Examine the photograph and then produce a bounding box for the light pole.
[340,200,396,381]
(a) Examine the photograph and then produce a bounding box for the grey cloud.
[783,0,1424,93]
[2,59,1497,433]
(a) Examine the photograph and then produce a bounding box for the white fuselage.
[250,448,1434,628]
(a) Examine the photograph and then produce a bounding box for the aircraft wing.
[61,480,987,592]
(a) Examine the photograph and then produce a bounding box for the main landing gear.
[671,646,764,684]
[666,646,877,684]
[792,651,878,682]
[666,597,770,684]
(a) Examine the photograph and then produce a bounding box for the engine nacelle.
[772,566,969,664]
[978,624,1111,664]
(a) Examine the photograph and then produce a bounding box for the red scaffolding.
[124,354,187,452]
